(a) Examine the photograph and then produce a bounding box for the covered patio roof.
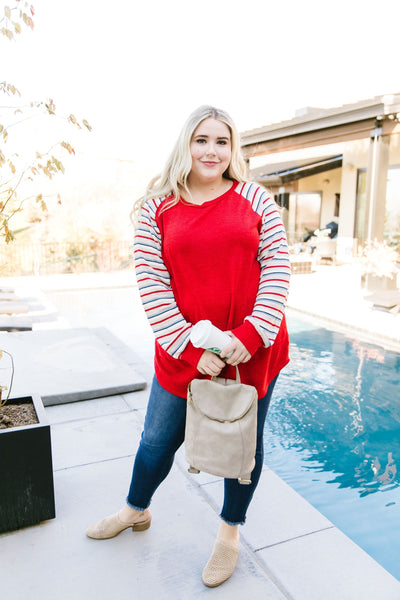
[241,94,400,158]
[251,154,343,185]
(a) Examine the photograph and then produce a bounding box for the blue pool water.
[264,311,400,581]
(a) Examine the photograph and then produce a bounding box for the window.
[355,166,400,248]
[288,192,321,243]
[334,193,340,218]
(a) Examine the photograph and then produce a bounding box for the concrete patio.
[1,266,400,599]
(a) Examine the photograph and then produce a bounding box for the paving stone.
[122,388,151,411]
[46,394,131,425]
[257,527,400,600]
[1,327,146,405]
[51,410,144,471]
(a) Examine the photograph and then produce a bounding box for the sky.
[2,0,400,191]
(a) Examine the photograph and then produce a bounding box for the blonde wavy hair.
[131,105,248,226]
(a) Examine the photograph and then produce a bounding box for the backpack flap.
[188,378,257,422]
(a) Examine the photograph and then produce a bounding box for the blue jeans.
[127,374,278,525]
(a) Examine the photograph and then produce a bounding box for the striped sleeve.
[134,198,193,358]
[235,182,291,347]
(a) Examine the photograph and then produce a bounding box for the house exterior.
[240,94,400,262]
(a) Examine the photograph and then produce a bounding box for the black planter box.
[0,395,55,534]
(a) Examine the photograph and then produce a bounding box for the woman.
[86,105,291,587]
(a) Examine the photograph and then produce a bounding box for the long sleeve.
[232,183,291,350]
[134,198,199,361]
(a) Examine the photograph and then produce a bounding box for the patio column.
[364,127,390,243]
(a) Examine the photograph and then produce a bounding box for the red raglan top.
[134,181,291,398]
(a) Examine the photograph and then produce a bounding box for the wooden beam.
[242,119,377,158]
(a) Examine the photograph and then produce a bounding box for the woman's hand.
[220,333,251,366]
[197,350,225,377]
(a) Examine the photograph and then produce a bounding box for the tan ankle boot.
[86,510,151,540]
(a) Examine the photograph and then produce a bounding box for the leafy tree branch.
[0,1,91,243]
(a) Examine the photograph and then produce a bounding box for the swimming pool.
[264,311,400,581]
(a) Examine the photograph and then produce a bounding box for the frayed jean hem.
[126,498,150,512]
[220,513,246,526]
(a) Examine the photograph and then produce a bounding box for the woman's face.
[189,118,232,185]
